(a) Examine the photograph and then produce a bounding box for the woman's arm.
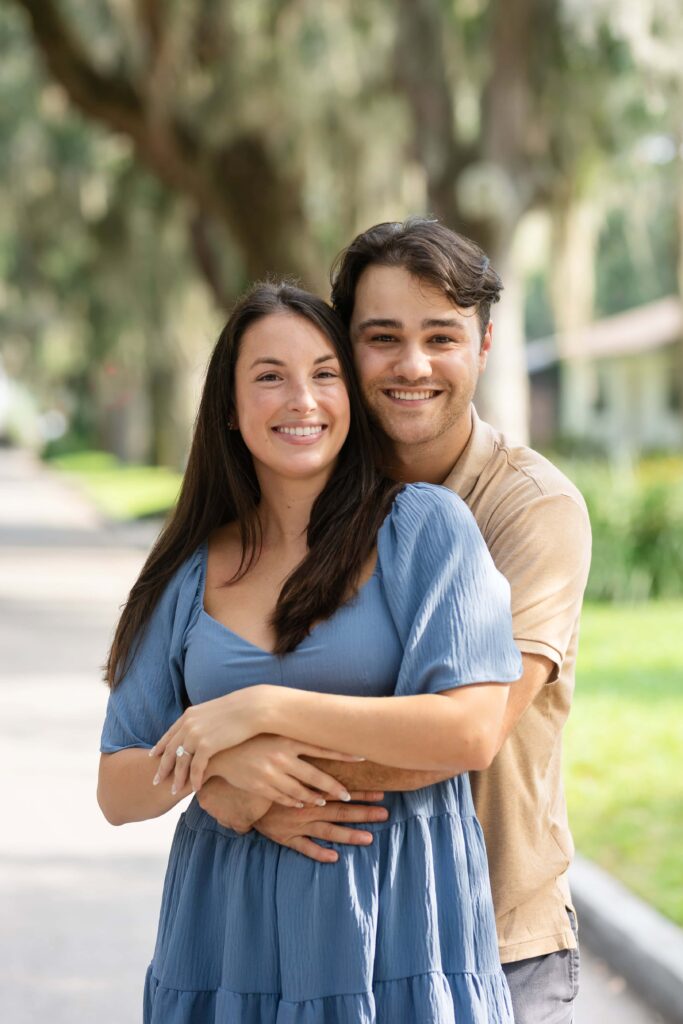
[264,681,511,774]
[304,651,554,788]
[100,733,363,824]
[98,749,192,825]
[151,680,511,791]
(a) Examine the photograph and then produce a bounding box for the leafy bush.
[554,456,683,601]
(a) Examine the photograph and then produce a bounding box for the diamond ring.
[175,745,191,758]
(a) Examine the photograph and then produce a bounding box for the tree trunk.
[475,237,529,443]
[550,199,599,441]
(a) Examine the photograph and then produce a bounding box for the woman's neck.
[256,471,329,551]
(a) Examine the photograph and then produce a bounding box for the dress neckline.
[198,539,382,658]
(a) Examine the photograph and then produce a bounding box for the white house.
[527,296,683,457]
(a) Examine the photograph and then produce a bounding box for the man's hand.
[254,791,390,863]
[198,776,272,833]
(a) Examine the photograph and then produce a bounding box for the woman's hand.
[149,686,271,791]
[204,735,361,808]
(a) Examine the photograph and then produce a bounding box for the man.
[199,218,591,1024]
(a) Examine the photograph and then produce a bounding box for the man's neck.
[380,410,474,485]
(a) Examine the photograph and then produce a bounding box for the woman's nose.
[286,380,317,412]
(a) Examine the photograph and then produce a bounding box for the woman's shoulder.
[377,483,482,578]
[152,543,206,624]
[388,481,474,533]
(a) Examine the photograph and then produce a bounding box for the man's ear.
[479,321,493,371]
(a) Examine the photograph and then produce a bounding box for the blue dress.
[101,484,522,1023]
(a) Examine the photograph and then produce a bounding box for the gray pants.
[502,911,580,1024]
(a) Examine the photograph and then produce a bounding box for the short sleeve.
[100,547,204,753]
[486,493,591,678]
[378,484,522,697]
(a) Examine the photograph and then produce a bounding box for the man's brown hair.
[330,217,503,339]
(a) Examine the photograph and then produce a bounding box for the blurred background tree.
[1,0,681,463]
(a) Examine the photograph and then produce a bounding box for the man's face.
[350,265,490,450]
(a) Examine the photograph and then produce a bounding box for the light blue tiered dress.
[101,484,522,1024]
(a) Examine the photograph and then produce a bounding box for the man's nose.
[392,343,432,382]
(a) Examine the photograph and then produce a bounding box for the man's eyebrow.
[355,316,466,332]
[421,317,465,329]
[355,318,403,332]
[249,353,338,369]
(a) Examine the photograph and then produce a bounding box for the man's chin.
[377,421,445,450]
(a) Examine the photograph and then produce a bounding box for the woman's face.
[233,312,351,487]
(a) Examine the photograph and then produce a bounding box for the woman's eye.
[256,373,281,382]
[315,370,339,379]
[371,334,397,343]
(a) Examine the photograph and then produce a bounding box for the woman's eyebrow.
[249,353,338,369]
[249,357,286,369]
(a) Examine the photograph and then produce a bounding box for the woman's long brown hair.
[106,282,400,686]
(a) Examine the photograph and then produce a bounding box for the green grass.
[50,450,182,520]
[566,601,683,926]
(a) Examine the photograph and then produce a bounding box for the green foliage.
[47,449,181,520]
[594,195,679,318]
[566,601,683,926]
[555,457,683,601]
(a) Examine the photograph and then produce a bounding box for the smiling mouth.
[273,424,327,436]
[384,389,441,402]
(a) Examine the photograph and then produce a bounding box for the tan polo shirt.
[443,406,592,964]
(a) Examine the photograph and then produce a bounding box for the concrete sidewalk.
[0,448,668,1022]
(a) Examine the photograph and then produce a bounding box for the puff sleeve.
[99,548,204,752]
[378,484,522,696]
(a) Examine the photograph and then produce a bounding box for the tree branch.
[12,0,324,288]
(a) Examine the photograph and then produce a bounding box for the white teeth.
[388,390,437,401]
[275,425,324,436]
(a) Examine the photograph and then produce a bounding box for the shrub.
[553,456,683,601]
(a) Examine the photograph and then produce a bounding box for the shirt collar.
[442,405,497,501]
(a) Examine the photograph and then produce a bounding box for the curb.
[570,854,683,1024]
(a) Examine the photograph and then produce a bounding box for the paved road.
[0,448,665,1022]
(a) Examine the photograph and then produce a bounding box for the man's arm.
[303,652,553,789]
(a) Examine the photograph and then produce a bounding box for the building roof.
[527,296,682,373]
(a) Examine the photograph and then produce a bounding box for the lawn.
[49,450,182,520]
[566,600,683,926]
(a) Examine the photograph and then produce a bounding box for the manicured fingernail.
[315,798,327,807]
[148,749,154,757]
[295,801,305,808]
[352,756,366,761]
[152,775,160,786]
[339,791,351,802]
[171,785,177,795]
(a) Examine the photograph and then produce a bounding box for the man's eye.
[430,335,455,345]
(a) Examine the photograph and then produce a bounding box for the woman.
[98,282,522,1023]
